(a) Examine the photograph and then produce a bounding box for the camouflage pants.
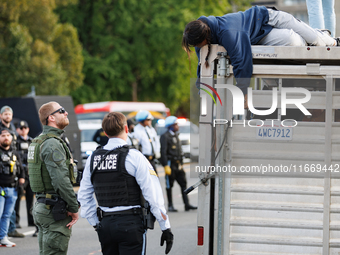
[33,202,72,255]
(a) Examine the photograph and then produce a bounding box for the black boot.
[166,189,178,212]
[182,188,197,211]
[32,227,38,237]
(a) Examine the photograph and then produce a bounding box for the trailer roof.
[208,45,340,65]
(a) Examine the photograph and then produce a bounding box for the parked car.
[77,119,102,167]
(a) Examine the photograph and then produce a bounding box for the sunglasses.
[45,107,66,125]
[20,127,28,130]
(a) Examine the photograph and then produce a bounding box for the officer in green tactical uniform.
[28,101,79,255]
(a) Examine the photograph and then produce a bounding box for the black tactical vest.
[17,136,32,167]
[0,150,19,175]
[165,131,182,160]
[90,145,141,208]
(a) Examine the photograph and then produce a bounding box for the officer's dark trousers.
[165,161,187,190]
[165,161,188,206]
[97,214,146,255]
[15,181,35,226]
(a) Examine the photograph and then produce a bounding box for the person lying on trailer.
[182,6,339,107]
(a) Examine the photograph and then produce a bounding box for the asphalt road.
[1,163,199,255]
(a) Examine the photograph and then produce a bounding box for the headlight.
[86,150,93,157]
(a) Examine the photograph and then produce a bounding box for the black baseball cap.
[17,120,29,129]
[0,127,11,135]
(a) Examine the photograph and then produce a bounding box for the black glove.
[160,228,174,254]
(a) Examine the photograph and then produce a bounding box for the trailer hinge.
[217,52,230,77]
[306,63,320,75]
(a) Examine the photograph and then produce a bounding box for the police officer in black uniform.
[78,112,174,255]
[15,121,36,235]
[160,116,197,212]
[0,128,24,247]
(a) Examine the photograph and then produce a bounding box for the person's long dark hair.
[182,20,212,68]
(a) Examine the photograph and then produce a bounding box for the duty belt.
[144,155,154,161]
[171,159,180,164]
[37,197,56,204]
[36,193,58,199]
[0,183,16,188]
[102,208,142,217]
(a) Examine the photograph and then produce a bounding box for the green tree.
[0,0,83,97]
[56,0,227,114]
[56,0,251,115]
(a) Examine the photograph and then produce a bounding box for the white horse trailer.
[193,45,340,255]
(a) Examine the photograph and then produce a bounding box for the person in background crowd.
[93,127,109,146]
[0,106,16,134]
[14,120,38,237]
[78,112,174,255]
[126,118,139,149]
[0,128,25,247]
[134,110,160,174]
[160,116,197,212]
[127,118,136,133]
[28,102,79,255]
[306,0,336,36]
[0,106,24,238]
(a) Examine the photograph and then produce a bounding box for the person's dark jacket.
[195,5,272,94]
[160,130,183,166]
[93,128,109,146]
[0,122,16,134]
[16,135,33,180]
[0,146,24,187]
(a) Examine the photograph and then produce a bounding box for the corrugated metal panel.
[199,45,340,255]
[222,85,338,254]
[225,179,334,253]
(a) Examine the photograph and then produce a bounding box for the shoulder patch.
[144,157,157,177]
[52,149,65,163]
[149,169,157,177]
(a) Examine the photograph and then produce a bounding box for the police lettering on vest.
[90,145,141,208]
[93,153,118,171]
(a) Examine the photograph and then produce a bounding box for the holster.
[46,197,67,221]
[97,207,103,221]
[142,201,156,230]
[76,169,83,184]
